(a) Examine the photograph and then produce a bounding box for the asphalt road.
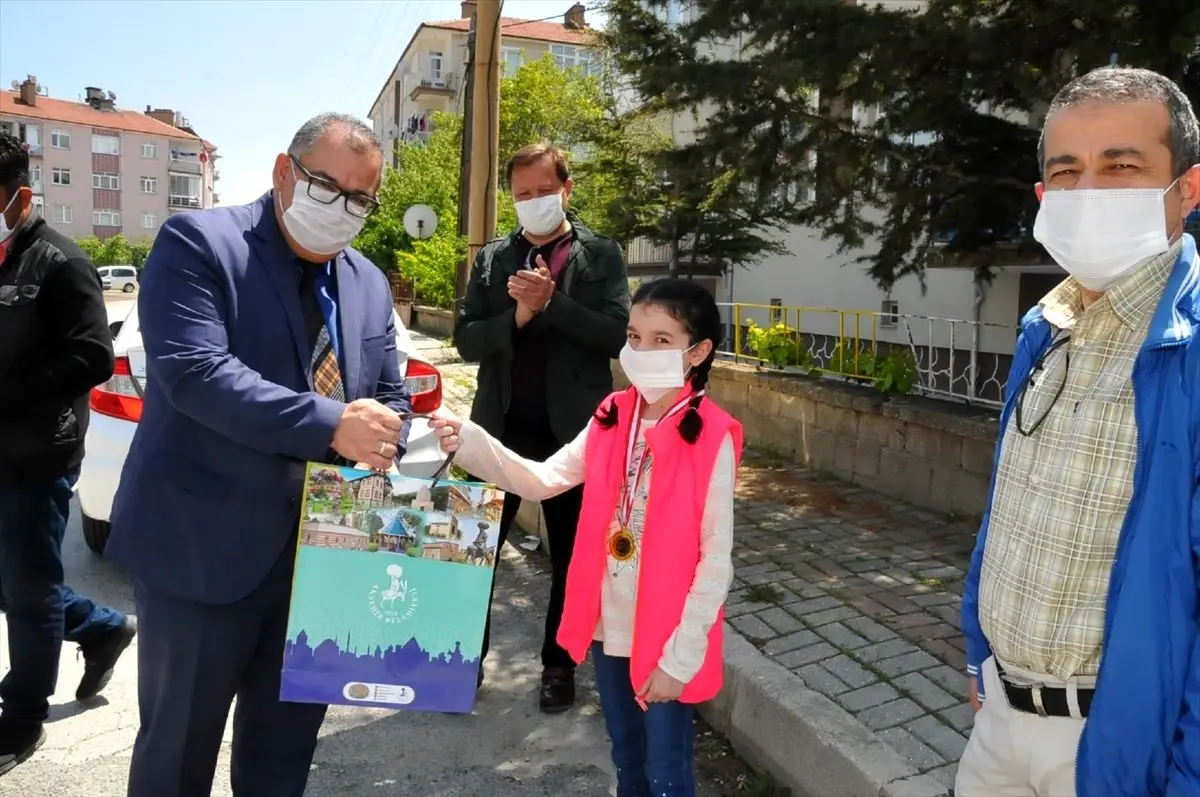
[0,505,728,797]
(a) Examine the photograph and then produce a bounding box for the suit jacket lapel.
[335,254,363,399]
[249,195,311,381]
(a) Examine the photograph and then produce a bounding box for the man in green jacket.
[455,142,630,712]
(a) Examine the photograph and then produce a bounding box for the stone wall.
[410,306,455,339]
[615,361,1001,516]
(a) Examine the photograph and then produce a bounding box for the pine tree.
[603,0,1200,288]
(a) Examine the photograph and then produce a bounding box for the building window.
[141,176,157,194]
[501,47,524,75]
[142,213,157,229]
[551,44,595,74]
[51,167,71,186]
[93,172,120,190]
[169,174,202,207]
[31,195,44,219]
[93,210,121,227]
[54,205,72,224]
[30,164,42,191]
[428,51,444,82]
[769,297,784,324]
[142,142,157,158]
[50,130,70,149]
[880,299,900,328]
[92,134,120,156]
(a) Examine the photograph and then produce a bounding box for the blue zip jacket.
[962,234,1200,797]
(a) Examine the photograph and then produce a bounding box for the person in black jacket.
[455,142,630,713]
[0,134,136,775]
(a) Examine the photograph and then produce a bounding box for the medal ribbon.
[618,390,705,529]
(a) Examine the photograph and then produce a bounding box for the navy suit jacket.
[107,193,412,605]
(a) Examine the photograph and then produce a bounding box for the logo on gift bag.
[367,563,420,624]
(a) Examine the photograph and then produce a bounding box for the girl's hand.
[638,667,685,704]
[428,410,463,454]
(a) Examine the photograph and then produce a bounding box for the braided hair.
[595,278,724,445]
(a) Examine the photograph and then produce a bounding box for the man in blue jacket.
[106,113,412,797]
[959,66,1200,797]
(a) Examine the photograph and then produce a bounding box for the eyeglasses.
[291,157,379,219]
[1014,333,1071,437]
[0,284,38,306]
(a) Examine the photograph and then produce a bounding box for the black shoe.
[0,719,46,776]
[538,666,575,714]
[76,615,137,701]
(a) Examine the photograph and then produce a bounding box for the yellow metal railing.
[720,302,880,380]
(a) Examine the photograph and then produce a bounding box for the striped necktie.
[300,265,345,401]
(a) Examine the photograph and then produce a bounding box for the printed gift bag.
[280,463,502,713]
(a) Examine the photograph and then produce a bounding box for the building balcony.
[168,153,204,174]
[625,236,672,265]
[409,72,459,100]
[30,179,43,194]
[25,142,43,157]
[168,194,203,209]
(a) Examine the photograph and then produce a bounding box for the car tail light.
[405,359,442,414]
[90,356,143,423]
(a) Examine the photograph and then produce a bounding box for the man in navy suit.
[106,113,412,797]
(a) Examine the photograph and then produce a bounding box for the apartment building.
[368,1,596,165]
[0,75,219,240]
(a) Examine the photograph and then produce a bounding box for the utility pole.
[460,0,502,303]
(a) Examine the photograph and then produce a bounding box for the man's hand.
[508,258,555,315]
[969,676,982,712]
[331,398,404,471]
[639,667,686,705]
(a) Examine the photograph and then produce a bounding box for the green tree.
[604,0,1200,288]
[76,233,135,266]
[355,54,668,307]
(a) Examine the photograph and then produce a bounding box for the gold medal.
[608,527,637,561]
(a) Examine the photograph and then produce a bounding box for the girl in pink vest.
[432,278,743,797]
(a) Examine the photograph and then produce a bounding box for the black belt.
[997,663,1093,718]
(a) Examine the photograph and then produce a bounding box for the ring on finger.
[378,440,387,456]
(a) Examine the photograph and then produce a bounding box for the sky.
[0,0,606,208]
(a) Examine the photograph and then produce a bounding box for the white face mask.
[0,191,20,245]
[619,342,697,403]
[280,172,366,256]
[515,191,566,237]
[1032,181,1178,292]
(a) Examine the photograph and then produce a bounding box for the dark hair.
[1038,66,1200,180]
[0,133,30,201]
[505,141,570,188]
[596,278,724,444]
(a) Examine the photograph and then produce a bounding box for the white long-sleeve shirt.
[455,418,736,682]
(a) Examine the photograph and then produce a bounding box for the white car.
[77,305,447,555]
[97,265,139,293]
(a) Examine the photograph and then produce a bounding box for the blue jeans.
[591,642,696,797]
[0,469,126,723]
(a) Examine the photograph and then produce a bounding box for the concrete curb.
[702,628,951,797]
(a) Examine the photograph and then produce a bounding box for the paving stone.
[926,762,959,789]
[857,698,927,730]
[910,591,960,608]
[729,613,775,642]
[924,664,970,700]
[855,638,916,663]
[821,653,877,689]
[838,682,900,713]
[780,578,826,600]
[785,595,845,616]
[815,621,870,650]
[941,701,977,733]
[734,560,782,577]
[775,642,837,669]
[843,615,897,643]
[877,726,946,770]
[758,607,807,635]
[893,671,958,711]
[876,650,942,677]
[762,629,821,656]
[797,663,850,697]
[907,714,969,761]
[742,570,788,586]
[801,606,861,626]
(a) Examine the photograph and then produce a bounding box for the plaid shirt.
[978,240,1181,679]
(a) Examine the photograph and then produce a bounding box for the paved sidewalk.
[415,330,973,795]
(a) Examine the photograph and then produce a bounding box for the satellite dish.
[403,204,438,240]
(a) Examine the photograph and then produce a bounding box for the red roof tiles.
[0,92,199,140]
[425,16,597,46]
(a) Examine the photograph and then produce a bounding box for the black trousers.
[480,408,584,671]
